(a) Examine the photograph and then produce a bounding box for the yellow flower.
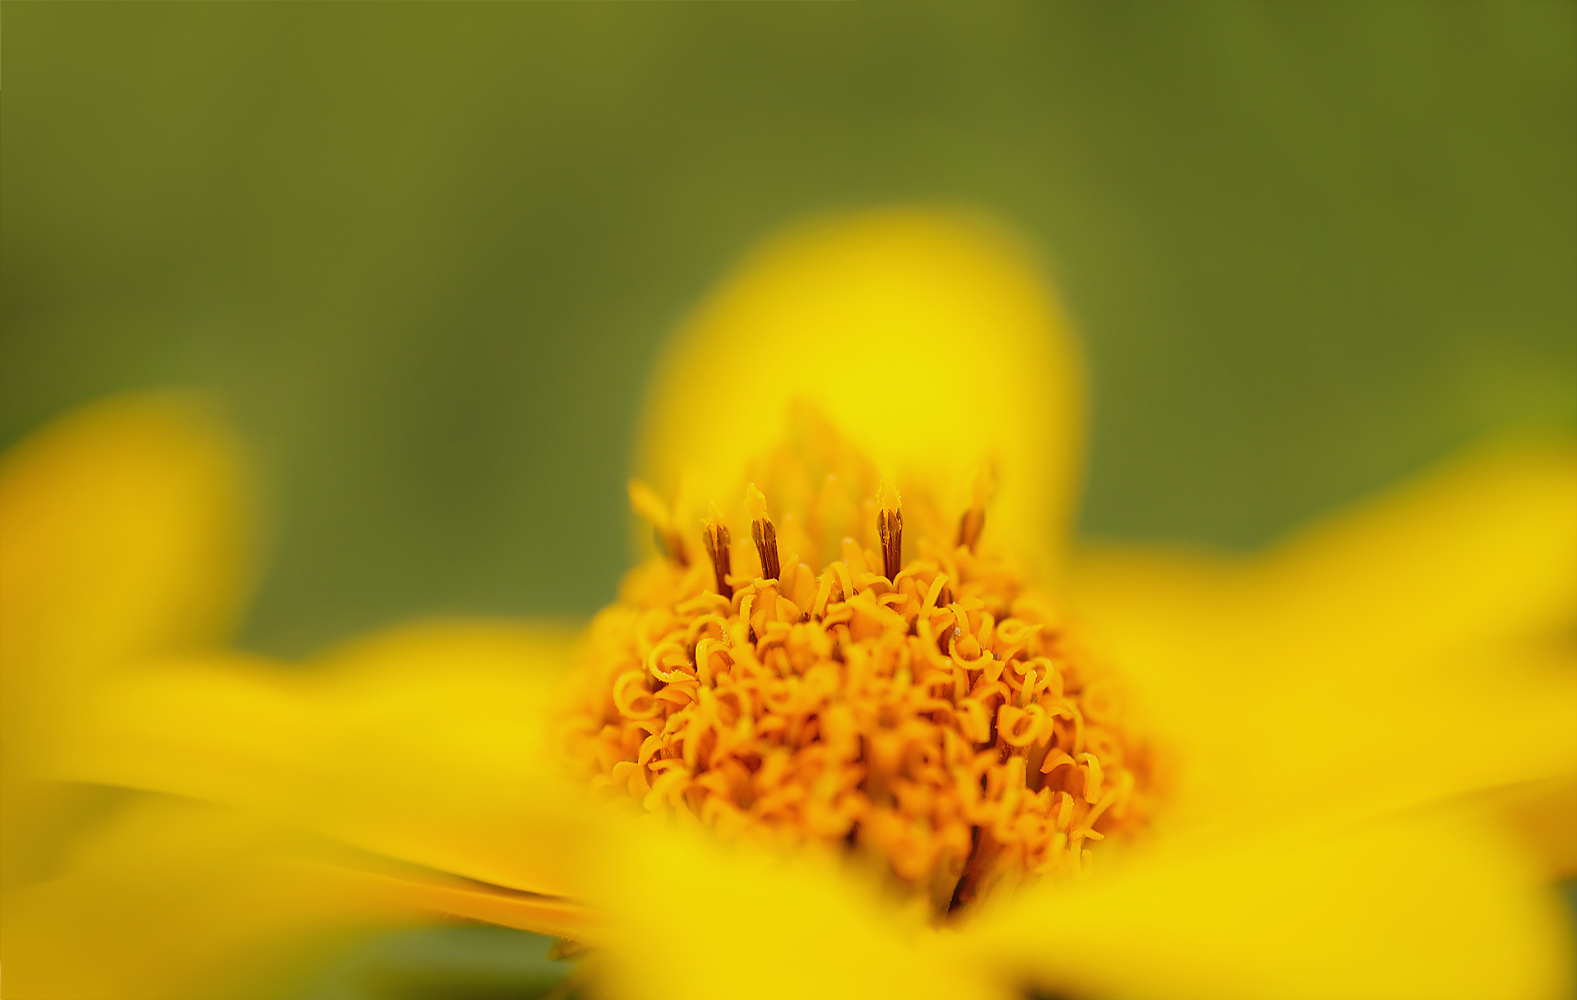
[4,209,1576,1000]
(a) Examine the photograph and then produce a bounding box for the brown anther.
[955,467,994,552]
[628,480,688,565]
[702,503,734,599]
[876,479,903,581]
[947,828,994,913]
[745,484,780,581]
[956,507,985,552]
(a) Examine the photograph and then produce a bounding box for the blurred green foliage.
[243,926,571,1000]
[3,2,1573,660]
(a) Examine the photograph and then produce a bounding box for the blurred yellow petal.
[1,393,254,892]
[1259,436,1577,665]
[324,859,602,942]
[593,819,1002,1000]
[963,813,1574,1000]
[1483,776,1577,879]
[1094,611,1577,841]
[637,208,1083,575]
[1073,436,1577,681]
[0,391,253,679]
[1,795,407,1000]
[1070,439,1577,835]
[45,621,600,902]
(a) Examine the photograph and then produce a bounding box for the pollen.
[565,429,1149,914]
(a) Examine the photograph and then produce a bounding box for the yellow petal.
[962,813,1574,1000]
[1069,439,1577,835]
[1088,594,1577,840]
[637,208,1084,574]
[1,795,408,1000]
[0,391,253,679]
[0,393,254,891]
[1480,775,1577,879]
[1258,436,1577,666]
[592,818,1004,1000]
[44,620,600,901]
[320,858,601,942]
[1074,436,1577,677]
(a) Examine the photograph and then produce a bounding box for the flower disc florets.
[563,433,1148,913]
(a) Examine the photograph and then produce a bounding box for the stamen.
[628,480,688,565]
[876,478,903,581]
[745,483,780,581]
[702,503,734,599]
[947,829,991,913]
[955,467,993,552]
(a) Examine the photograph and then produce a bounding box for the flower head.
[3,209,1575,999]
[570,424,1148,909]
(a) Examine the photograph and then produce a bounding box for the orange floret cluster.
[563,470,1148,912]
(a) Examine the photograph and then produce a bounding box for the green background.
[3,3,1575,994]
[4,2,1574,656]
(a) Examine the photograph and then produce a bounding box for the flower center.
[563,435,1148,913]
